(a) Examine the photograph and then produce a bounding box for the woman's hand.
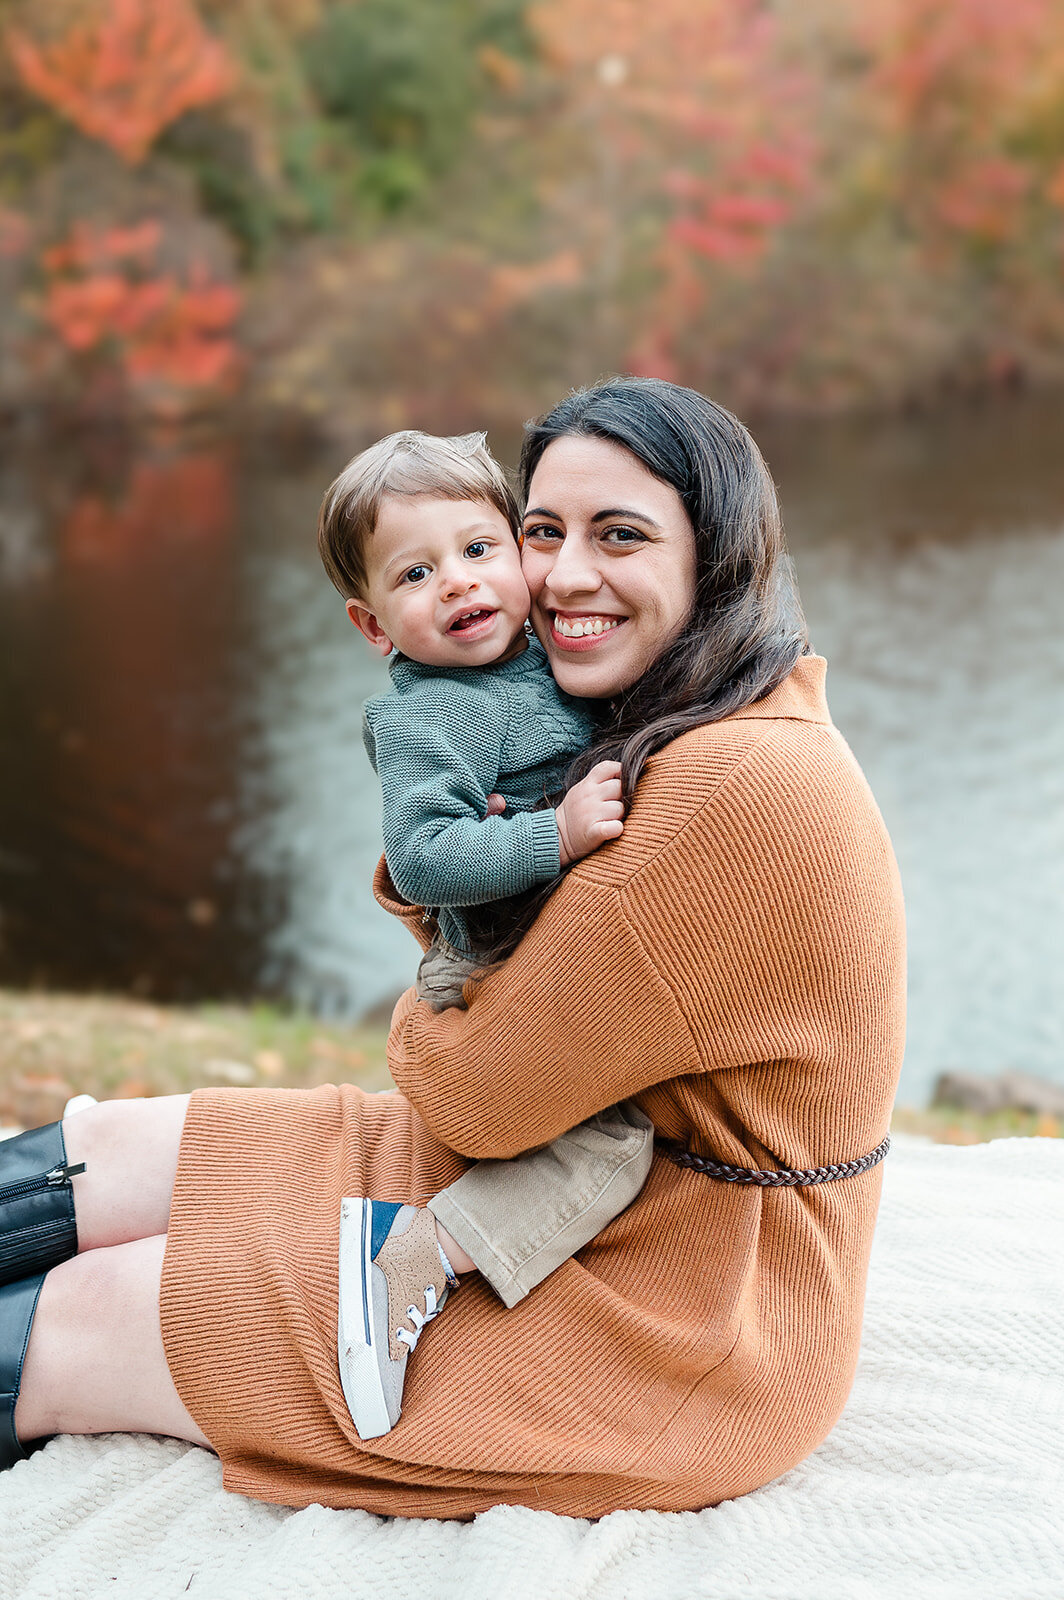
[555,761,624,866]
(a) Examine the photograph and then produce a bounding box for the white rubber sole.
[63,1094,99,1117]
[337,1197,394,1441]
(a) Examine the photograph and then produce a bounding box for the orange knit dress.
[159,655,905,1519]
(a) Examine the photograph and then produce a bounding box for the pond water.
[0,394,1061,1105]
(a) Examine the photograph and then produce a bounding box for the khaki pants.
[427,1101,654,1308]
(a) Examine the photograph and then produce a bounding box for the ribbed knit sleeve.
[387,711,904,1163]
[389,874,703,1158]
[364,680,561,910]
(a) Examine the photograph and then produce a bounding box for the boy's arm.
[368,686,561,909]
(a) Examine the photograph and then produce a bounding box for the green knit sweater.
[362,636,597,958]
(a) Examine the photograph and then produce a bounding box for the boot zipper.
[0,1162,86,1204]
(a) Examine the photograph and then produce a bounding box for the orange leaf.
[8,0,236,165]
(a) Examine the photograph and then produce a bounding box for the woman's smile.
[521,435,696,698]
[550,611,626,646]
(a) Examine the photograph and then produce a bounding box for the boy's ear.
[346,598,394,657]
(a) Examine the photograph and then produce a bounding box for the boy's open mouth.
[448,607,496,634]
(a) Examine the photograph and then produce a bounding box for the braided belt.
[656,1133,891,1187]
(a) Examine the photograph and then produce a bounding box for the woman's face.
[521,434,697,699]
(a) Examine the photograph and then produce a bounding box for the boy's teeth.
[555,616,619,638]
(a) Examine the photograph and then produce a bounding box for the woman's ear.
[346,598,394,657]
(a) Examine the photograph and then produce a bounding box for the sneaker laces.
[395,1282,443,1353]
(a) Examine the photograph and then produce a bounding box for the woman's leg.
[1,1095,198,1464]
[62,1094,191,1249]
[13,1234,211,1449]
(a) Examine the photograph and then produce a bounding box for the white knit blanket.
[3,1136,1062,1600]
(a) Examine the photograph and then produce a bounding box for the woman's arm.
[386,717,905,1162]
[387,868,703,1159]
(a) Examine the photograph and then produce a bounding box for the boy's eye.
[465,540,489,558]
[400,564,429,584]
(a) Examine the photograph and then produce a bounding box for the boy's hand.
[555,761,624,866]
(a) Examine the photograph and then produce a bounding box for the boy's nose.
[440,566,478,599]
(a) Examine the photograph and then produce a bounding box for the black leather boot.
[0,1122,85,1289]
[0,1274,46,1468]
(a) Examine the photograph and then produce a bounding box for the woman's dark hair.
[465,375,809,958]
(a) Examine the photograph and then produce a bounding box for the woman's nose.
[543,536,601,600]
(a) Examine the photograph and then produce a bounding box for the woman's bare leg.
[61,1095,191,1250]
[13,1234,211,1449]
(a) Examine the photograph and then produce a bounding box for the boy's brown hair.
[317,429,521,599]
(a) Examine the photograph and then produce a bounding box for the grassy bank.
[0,989,392,1130]
[1,990,1060,1144]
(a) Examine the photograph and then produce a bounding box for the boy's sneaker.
[337,1199,458,1441]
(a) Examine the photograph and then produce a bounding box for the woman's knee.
[63,1094,191,1250]
[64,1092,191,1167]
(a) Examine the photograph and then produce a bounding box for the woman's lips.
[548,612,626,651]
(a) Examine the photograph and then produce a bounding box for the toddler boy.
[318,430,653,1441]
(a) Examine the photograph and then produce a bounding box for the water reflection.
[0,436,267,997]
[236,538,396,1016]
[0,395,1061,1103]
[764,404,1064,1107]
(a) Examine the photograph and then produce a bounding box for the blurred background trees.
[2,0,1064,430]
[2,2,1062,1103]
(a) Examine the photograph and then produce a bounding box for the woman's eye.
[603,525,647,545]
[465,540,489,558]
[401,565,429,584]
[522,523,562,542]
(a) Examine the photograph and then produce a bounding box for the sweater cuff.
[372,855,435,952]
[528,807,562,881]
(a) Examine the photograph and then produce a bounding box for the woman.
[1,378,905,1518]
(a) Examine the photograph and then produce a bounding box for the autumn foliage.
[7,0,235,166]
[3,0,240,414]
[40,222,241,409]
[533,0,816,263]
[523,0,1064,407]
[4,0,1064,420]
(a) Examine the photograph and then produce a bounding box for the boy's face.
[347,495,529,668]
